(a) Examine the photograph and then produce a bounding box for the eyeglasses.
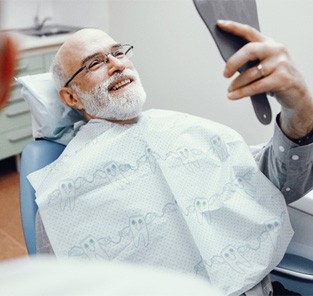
[63,44,134,87]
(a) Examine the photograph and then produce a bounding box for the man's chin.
[106,88,146,121]
[83,81,147,122]
[92,103,144,121]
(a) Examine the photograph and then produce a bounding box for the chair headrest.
[17,72,86,145]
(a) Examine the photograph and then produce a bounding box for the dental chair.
[17,72,84,255]
[19,138,313,293]
[19,139,65,254]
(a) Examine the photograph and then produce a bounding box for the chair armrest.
[274,253,313,280]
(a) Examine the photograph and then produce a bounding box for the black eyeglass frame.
[63,44,134,87]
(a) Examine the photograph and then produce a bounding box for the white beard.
[72,69,146,120]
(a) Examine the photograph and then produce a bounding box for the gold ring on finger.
[256,63,265,78]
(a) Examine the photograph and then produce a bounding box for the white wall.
[0,0,109,31]
[0,0,53,29]
[2,0,313,144]
[108,0,313,144]
[51,0,109,31]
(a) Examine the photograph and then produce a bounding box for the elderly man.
[0,32,221,296]
[32,21,313,296]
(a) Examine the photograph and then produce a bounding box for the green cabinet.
[0,50,57,161]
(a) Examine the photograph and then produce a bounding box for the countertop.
[3,30,73,53]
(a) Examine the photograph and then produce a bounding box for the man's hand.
[217,20,313,139]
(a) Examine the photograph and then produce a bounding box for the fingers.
[227,56,284,100]
[223,42,269,78]
[227,66,263,93]
[226,43,292,100]
[217,20,266,43]
[216,20,301,108]
[217,21,313,136]
[227,74,277,100]
[216,20,274,78]
[224,39,287,79]
[227,60,293,100]
[228,58,274,93]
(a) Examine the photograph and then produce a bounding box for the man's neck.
[84,111,139,124]
[107,117,139,124]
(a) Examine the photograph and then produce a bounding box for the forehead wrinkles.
[60,30,116,75]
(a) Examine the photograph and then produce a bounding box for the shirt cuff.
[276,113,313,146]
[273,117,313,166]
[273,114,313,202]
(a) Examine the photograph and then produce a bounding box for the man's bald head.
[51,28,145,123]
[52,28,116,90]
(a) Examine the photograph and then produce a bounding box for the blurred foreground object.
[0,256,222,296]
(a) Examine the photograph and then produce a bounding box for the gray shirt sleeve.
[252,119,313,204]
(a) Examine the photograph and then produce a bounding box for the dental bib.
[29,109,293,296]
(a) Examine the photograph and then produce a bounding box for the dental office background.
[1,0,312,145]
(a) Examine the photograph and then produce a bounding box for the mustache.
[97,69,138,92]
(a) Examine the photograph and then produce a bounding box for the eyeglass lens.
[85,45,133,72]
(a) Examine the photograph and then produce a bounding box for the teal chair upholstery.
[19,139,65,255]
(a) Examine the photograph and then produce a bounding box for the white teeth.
[112,79,131,91]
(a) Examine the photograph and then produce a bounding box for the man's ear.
[59,87,84,110]
[0,35,17,109]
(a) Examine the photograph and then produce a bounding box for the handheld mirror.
[193,0,272,125]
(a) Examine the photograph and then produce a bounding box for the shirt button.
[286,187,291,192]
[292,155,300,160]
[279,146,285,152]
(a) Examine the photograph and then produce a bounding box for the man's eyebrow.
[80,43,122,66]
[81,53,101,67]
[111,43,122,49]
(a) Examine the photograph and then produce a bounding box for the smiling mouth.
[109,78,133,92]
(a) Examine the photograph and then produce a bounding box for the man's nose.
[107,55,125,76]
